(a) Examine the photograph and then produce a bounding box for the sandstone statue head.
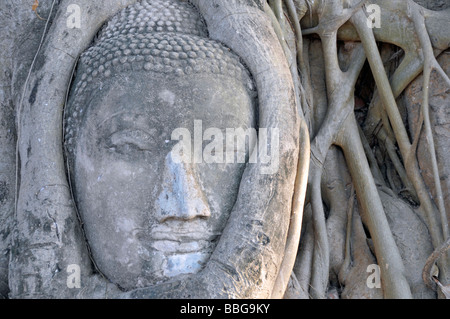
[64,0,257,290]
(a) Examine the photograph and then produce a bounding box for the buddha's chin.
[108,233,217,289]
[163,250,211,277]
[140,230,218,282]
[130,246,213,288]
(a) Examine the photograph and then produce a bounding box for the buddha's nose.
[155,150,211,222]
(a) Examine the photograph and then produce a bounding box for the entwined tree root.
[270,0,449,298]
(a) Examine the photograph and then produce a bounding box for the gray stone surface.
[0,0,301,299]
[69,71,256,289]
[63,0,257,290]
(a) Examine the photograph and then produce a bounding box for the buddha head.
[64,0,257,290]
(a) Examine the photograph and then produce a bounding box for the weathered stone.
[69,72,256,289]
[65,0,257,290]
[5,0,445,300]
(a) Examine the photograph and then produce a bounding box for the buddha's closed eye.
[107,129,158,153]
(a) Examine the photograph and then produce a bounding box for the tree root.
[422,237,450,291]
[283,0,449,298]
[411,7,449,240]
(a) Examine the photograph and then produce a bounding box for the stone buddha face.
[69,70,256,289]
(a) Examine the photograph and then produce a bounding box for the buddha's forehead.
[85,71,255,132]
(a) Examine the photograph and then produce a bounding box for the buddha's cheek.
[86,159,158,216]
[76,157,157,248]
[75,158,165,287]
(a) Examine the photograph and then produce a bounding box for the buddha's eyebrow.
[96,112,159,138]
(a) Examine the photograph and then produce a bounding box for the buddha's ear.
[190,0,310,298]
[11,0,139,298]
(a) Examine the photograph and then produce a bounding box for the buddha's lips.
[149,223,220,241]
[150,230,219,241]
[135,225,220,254]
[149,239,214,254]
